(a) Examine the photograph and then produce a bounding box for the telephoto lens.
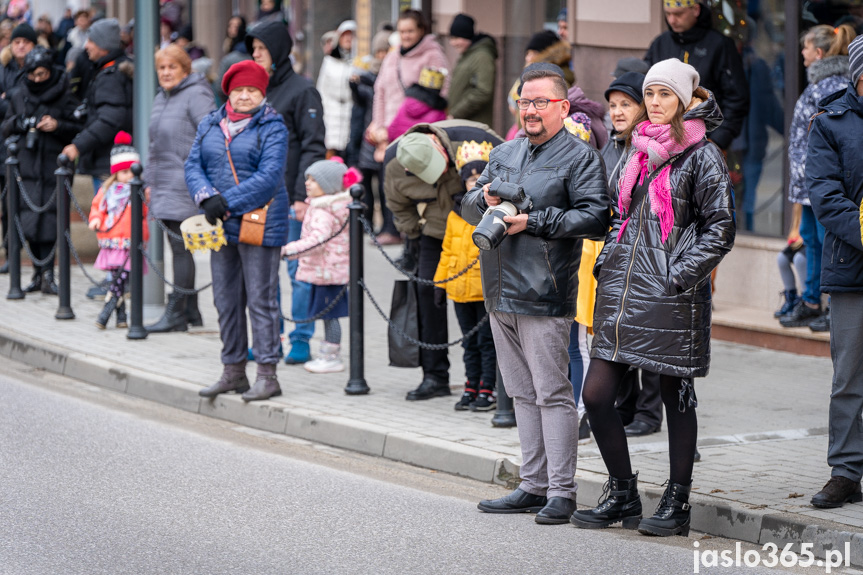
[472,202,518,251]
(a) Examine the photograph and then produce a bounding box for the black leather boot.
[41,268,58,295]
[199,363,250,397]
[571,474,642,529]
[146,292,188,333]
[185,292,203,327]
[242,363,282,402]
[96,295,118,329]
[24,267,41,293]
[638,481,692,537]
[115,296,128,328]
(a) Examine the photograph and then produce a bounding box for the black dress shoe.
[535,496,577,524]
[624,420,660,437]
[406,378,451,401]
[477,488,547,514]
[811,476,863,508]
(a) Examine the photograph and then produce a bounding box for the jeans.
[286,209,314,344]
[800,205,826,305]
[453,300,496,388]
[567,321,590,418]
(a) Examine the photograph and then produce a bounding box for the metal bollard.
[5,142,23,300]
[345,184,369,395]
[126,163,147,340]
[491,361,516,427]
[54,154,74,319]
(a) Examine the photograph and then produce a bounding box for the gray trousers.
[490,312,578,499]
[828,291,863,482]
[211,243,281,366]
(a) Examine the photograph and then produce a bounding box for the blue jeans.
[800,205,826,305]
[286,210,314,344]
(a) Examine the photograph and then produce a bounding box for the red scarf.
[225,101,253,123]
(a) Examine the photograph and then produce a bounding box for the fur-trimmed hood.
[308,190,351,208]
[807,55,849,85]
[532,39,571,67]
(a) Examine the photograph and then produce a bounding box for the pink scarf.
[617,119,706,243]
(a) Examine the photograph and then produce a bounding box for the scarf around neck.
[617,119,706,243]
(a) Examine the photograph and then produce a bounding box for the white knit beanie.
[643,58,700,108]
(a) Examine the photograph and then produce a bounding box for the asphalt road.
[0,360,834,575]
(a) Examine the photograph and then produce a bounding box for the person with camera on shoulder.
[1,46,82,294]
[465,63,610,524]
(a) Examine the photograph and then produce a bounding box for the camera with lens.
[472,177,533,251]
[21,116,38,150]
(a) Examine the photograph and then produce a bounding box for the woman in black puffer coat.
[571,59,735,538]
[1,47,81,294]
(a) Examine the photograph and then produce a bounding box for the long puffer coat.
[1,68,81,244]
[144,73,216,222]
[590,90,736,378]
[184,103,289,247]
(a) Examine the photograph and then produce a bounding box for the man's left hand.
[503,213,528,235]
[61,144,79,161]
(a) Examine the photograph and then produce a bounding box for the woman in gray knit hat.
[572,58,736,537]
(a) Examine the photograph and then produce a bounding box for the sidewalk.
[0,241,861,567]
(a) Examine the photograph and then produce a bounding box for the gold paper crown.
[664,0,698,8]
[455,140,493,171]
[418,67,446,90]
[180,214,227,254]
[564,117,591,143]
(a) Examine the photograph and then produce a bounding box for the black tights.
[582,358,697,485]
[164,220,195,290]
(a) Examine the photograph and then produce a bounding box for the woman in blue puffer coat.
[185,60,289,402]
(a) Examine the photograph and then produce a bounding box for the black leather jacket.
[462,127,610,317]
[591,91,736,378]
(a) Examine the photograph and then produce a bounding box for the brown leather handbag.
[226,139,271,246]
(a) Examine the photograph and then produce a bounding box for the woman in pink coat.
[367,9,450,160]
[282,158,361,374]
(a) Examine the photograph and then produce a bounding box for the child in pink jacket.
[282,158,361,373]
[387,67,448,142]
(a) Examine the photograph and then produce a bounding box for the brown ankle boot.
[199,363,250,397]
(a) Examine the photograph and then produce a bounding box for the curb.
[2,327,860,568]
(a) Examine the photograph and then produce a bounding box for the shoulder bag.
[226,138,271,246]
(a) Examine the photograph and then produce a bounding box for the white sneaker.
[304,356,345,373]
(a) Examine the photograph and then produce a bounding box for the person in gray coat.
[143,45,215,333]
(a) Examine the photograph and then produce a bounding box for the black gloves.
[433,287,446,309]
[395,236,420,273]
[201,194,228,225]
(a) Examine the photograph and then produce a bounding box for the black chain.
[12,214,56,266]
[359,215,479,285]
[279,284,347,323]
[137,242,212,295]
[286,216,349,256]
[0,179,7,203]
[66,179,90,222]
[65,229,107,287]
[15,169,56,214]
[359,279,489,350]
[135,188,186,242]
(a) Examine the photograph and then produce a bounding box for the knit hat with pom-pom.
[304,157,365,195]
[110,131,139,174]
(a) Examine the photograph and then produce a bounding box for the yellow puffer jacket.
[433,211,484,303]
[575,239,604,328]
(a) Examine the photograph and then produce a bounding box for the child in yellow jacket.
[433,141,497,411]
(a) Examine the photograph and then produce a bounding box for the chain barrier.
[359,215,479,285]
[138,242,211,295]
[288,216,349,256]
[359,279,489,350]
[12,214,56,266]
[280,284,347,323]
[65,229,106,287]
[65,179,90,222]
[15,169,56,214]
[0,179,7,203]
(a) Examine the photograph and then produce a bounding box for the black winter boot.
[24,267,42,293]
[146,292,188,333]
[199,363,250,397]
[242,363,282,402]
[571,474,642,529]
[41,268,58,295]
[774,289,799,318]
[638,481,692,537]
[96,295,118,329]
[115,296,128,328]
[185,292,203,327]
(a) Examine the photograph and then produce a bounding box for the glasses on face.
[516,98,565,110]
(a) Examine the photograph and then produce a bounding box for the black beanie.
[604,71,645,104]
[449,13,474,40]
[525,30,559,54]
[11,24,37,45]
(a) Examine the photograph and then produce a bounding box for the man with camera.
[464,63,609,524]
[383,119,503,401]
